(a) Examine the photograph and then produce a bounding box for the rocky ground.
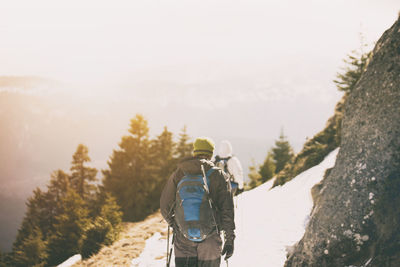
[73,212,167,267]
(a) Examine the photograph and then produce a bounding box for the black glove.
[221,238,234,260]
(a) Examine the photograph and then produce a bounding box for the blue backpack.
[174,166,218,242]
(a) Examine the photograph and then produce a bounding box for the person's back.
[214,140,244,196]
[160,137,235,267]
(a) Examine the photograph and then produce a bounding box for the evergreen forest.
[2,116,193,266]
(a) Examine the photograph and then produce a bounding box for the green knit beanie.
[193,137,215,157]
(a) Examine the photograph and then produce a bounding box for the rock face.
[285,18,400,267]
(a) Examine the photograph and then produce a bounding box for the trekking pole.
[222,232,229,267]
[201,165,219,234]
[167,232,174,267]
[166,226,170,267]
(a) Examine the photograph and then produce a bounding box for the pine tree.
[13,188,54,253]
[334,37,372,93]
[48,170,70,202]
[271,130,294,173]
[11,144,120,266]
[246,159,262,190]
[0,249,12,267]
[99,193,123,233]
[12,228,48,267]
[175,125,193,161]
[259,151,276,183]
[102,114,153,221]
[47,189,89,266]
[70,144,98,200]
[12,175,69,266]
[148,126,176,211]
[45,170,71,229]
[81,191,123,259]
[81,217,112,259]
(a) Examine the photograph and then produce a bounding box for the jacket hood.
[218,140,233,158]
[178,157,214,175]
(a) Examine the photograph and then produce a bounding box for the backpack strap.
[201,166,218,194]
[201,165,220,235]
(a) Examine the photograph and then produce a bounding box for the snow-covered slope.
[130,149,339,267]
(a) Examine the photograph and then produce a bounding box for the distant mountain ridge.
[0,76,61,92]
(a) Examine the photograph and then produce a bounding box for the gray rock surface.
[285,17,400,267]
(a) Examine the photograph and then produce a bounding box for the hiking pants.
[174,231,222,267]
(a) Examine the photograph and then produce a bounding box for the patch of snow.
[354,233,363,245]
[57,254,81,267]
[132,149,339,266]
[364,257,373,266]
[362,235,369,242]
[131,232,173,267]
[344,230,353,238]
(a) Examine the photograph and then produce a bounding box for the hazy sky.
[1,0,398,83]
[0,0,399,176]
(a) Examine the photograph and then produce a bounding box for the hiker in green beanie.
[160,137,235,267]
[192,137,215,158]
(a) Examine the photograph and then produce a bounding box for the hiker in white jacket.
[214,140,244,195]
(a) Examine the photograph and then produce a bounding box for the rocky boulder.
[285,17,400,267]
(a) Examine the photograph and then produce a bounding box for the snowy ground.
[57,255,81,267]
[130,149,339,267]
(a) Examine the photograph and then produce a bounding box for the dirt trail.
[73,211,168,267]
